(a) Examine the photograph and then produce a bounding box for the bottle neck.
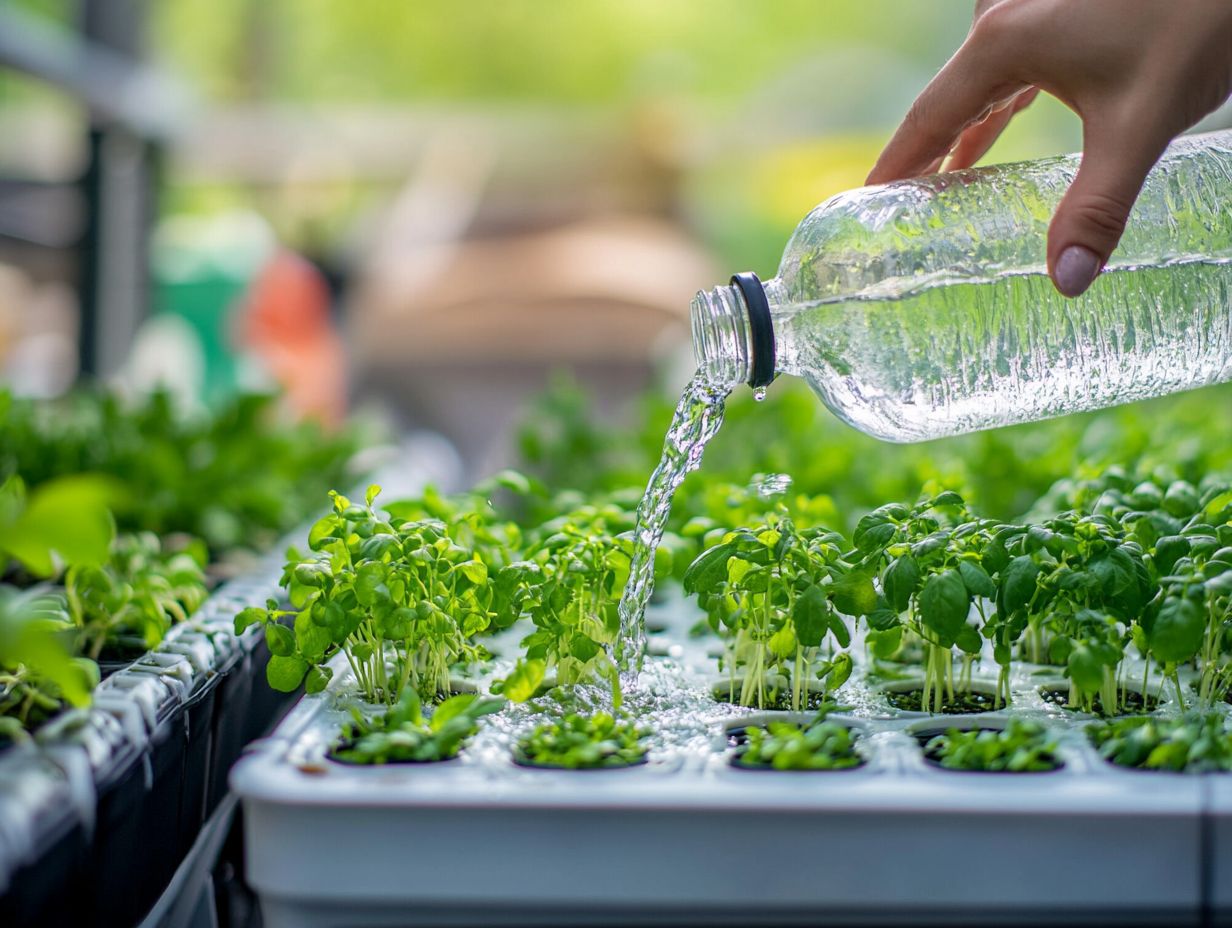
[689,273,778,390]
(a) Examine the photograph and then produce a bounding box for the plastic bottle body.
[692,131,1232,442]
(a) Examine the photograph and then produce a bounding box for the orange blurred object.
[236,249,347,427]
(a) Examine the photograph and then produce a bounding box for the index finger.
[867,23,1030,184]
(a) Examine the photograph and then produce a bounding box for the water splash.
[612,370,730,690]
[751,473,792,499]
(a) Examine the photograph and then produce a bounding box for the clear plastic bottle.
[691,130,1232,442]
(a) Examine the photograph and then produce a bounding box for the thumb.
[1047,123,1170,298]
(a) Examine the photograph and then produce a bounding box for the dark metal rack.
[0,0,187,378]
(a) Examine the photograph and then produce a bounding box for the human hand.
[867,0,1232,296]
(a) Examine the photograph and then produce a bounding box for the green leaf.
[982,539,1009,575]
[266,654,309,692]
[792,585,829,648]
[569,634,601,663]
[294,610,333,662]
[365,485,382,507]
[828,613,852,649]
[308,513,341,548]
[955,624,983,655]
[830,570,877,617]
[957,560,996,598]
[1066,644,1104,695]
[1153,536,1190,576]
[305,665,333,694]
[882,556,920,612]
[1150,597,1204,663]
[999,556,1040,614]
[462,612,490,637]
[354,563,388,606]
[768,624,796,659]
[727,557,751,585]
[1203,489,1232,522]
[868,625,903,659]
[265,622,296,657]
[918,569,970,643]
[378,606,415,641]
[682,542,736,595]
[4,476,118,576]
[826,652,853,689]
[235,606,268,634]
[1090,548,1138,603]
[430,693,478,728]
[1163,481,1199,518]
[911,532,948,558]
[865,602,901,631]
[853,514,896,554]
[499,658,545,703]
[358,534,399,561]
[8,612,97,708]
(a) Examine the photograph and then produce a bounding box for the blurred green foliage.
[0,389,360,555]
[152,1,969,104]
[519,374,1232,534]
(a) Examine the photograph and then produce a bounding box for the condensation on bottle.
[691,130,1232,442]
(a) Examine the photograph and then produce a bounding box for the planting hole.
[885,687,997,715]
[1039,686,1159,716]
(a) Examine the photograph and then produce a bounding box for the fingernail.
[1054,246,1100,297]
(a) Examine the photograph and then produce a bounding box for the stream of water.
[612,369,731,690]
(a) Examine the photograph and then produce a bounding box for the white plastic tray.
[233,593,1227,927]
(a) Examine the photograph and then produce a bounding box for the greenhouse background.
[3,2,1232,926]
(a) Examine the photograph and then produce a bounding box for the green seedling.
[1089,713,1232,773]
[331,689,503,764]
[924,720,1061,772]
[237,486,492,704]
[0,586,98,738]
[854,492,1005,711]
[685,508,862,711]
[66,532,208,660]
[513,501,640,706]
[734,717,862,771]
[514,711,649,769]
[0,388,359,554]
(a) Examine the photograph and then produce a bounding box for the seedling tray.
[233,594,1229,928]
[0,742,89,924]
[0,552,291,925]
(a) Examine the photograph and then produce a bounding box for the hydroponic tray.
[233,592,1228,928]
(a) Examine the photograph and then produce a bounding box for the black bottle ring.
[731,272,776,389]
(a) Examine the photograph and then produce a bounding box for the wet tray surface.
[234,592,1227,928]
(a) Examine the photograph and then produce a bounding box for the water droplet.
[752,473,792,499]
[753,386,767,402]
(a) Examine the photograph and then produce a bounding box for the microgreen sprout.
[515,501,638,705]
[66,532,208,660]
[853,492,1002,711]
[685,508,862,711]
[0,586,98,739]
[1089,713,1232,773]
[237,485,494,704]
[732,716,863,771]
[513,712,649,769]
[331,690,503,765]
[923,720,1062,773]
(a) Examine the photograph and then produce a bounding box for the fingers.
[945,106,1016,171]
[867,18,1031,185]
[946,88,1040,171]
[1047,119,1171,296]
